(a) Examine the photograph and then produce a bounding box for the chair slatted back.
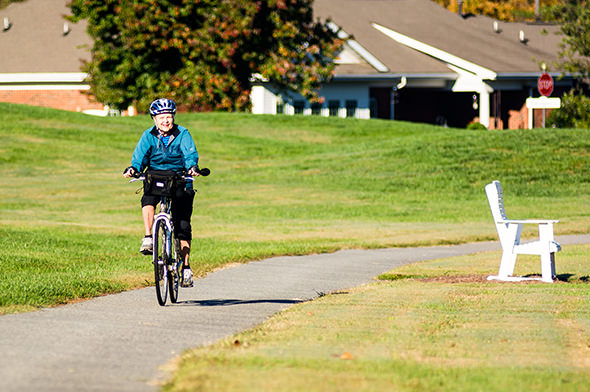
[485,180,508,223]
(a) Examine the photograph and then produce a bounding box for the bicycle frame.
[154,198,183,270]
[153,198,175,264]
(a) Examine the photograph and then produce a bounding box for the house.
[252,0,577,129]
[0,0,577,127]
[0,0,107,114]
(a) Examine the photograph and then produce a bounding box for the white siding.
[250,83,370,119]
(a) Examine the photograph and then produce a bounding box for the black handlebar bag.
[143,170,184,197]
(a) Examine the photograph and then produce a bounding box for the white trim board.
[327,22,389,73]
[372,23,497,80]
[0,73,88,83]
[0,85,90,91]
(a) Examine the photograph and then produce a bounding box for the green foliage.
[551,0,590,83]
[547,89,590,129]
[0,0,26,10]
[432,0,562,22]
[67,0,342,112]
[466,121,487,130]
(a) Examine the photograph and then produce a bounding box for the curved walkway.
[1,235,589,392]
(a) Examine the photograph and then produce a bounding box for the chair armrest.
[498,219,559,224]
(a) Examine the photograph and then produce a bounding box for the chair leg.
[498,251,517,278]
[538,223,556,283]
[540,251,554,283]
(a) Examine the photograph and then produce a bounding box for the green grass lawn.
[163,245,590,392]
[1,102,589,313]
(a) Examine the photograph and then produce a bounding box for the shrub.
[466,122,488,130]
[547,90,590,129]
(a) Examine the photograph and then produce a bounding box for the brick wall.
[508,103,555,129]
[0,89,103,112]
[508,105,528,129]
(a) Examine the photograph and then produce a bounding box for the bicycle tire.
[169,238,180,303]
[153,220,168,306]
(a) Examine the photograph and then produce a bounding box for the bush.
[547,90,590,129]
[466,122,488,130]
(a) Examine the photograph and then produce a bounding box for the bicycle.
[130,167,210,306]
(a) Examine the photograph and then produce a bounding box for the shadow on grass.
[556,273,590,283]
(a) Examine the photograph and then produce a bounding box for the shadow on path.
[176,298,304,307]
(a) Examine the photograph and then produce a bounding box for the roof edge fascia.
[372,23,497,80]
[333,73,458,81]
[327,22,389,73]
[496,72,577,79]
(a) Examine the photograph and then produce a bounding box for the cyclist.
[123,98,200,287]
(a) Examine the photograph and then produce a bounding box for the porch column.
[479,89,490,128]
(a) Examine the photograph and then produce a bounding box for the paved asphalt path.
[1,235,589,392]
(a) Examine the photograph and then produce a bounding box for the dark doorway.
[395,89,476,128]
[369,87,392,119]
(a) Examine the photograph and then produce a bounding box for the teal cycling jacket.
[130,124,199,173]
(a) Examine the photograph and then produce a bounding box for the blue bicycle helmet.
[149,98,177,116]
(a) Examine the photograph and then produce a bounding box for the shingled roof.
[0,0,90,73]
[0,0,566,79]
[314,0,564,77]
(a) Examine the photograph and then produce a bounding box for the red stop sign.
[538,73,553,96]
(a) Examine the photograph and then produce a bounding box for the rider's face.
[153,113,174,133]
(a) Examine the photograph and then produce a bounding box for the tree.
[544,0,590,129]
[551,0,590,83]
[68,0,342,112]
[0,0,26,10]
[431,0,562,22]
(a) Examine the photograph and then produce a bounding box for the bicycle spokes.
[154,221,168,306]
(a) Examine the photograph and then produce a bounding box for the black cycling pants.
[141,189,195,241]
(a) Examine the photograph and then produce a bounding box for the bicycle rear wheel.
[169,238,180,303]
[153,220,168,306]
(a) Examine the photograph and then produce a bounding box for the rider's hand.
[187,165,199,176]
[123,166,137,178]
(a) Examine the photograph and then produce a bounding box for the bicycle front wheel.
[168,238,180,303]
[153,220,168,306]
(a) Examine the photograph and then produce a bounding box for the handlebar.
[128,167,210,183]
[196,167,210,177]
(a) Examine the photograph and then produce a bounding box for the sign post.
[525,97,560,129]
[537,73,554,127]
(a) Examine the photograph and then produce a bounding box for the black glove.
[188,165,199,175]
[188,165,210,176]
[123,166,138,177]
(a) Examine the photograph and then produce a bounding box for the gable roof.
[0,0,90,73]
[0,0,566,80]
[314,0,565,77]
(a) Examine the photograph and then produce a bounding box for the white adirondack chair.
[485,180,561,283]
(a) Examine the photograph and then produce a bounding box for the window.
[328,100,339,117]
[311,102,322,115]
[276,102,284,114]
[294,100,305,115]
[346,100,357,118]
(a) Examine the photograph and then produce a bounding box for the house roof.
[314,0,565,77]
[0,0,90,73]
[0,0,566,80]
